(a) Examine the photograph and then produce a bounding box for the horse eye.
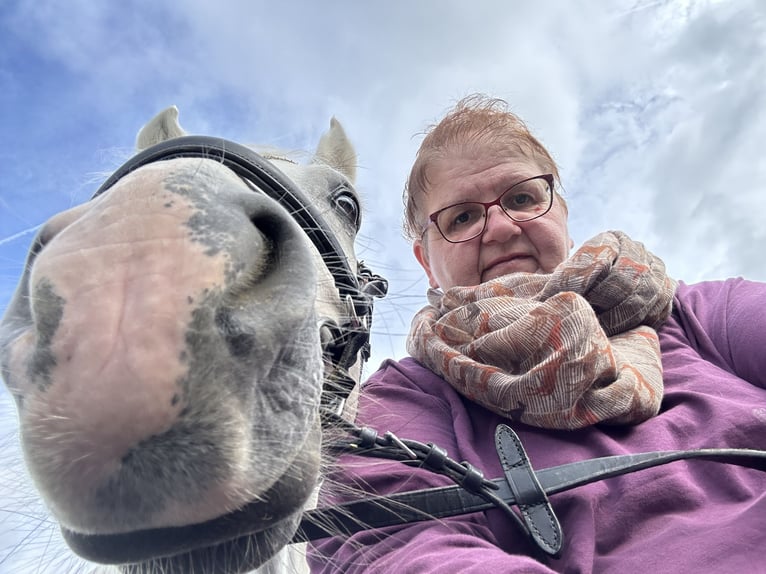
[332,188,361,230]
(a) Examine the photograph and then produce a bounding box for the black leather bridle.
[79,135,766,564]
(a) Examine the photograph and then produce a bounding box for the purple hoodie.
[310,279,766,573]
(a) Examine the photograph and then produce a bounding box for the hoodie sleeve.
[669,278,766,388]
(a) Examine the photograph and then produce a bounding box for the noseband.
[92,135,388,417]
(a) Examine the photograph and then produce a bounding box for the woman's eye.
[444,207,480,232]
[332,188,361,230]
[505,192,538,210]
[453,211,471,225]
[512,194,532,206]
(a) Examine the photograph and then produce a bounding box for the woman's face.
[413,150,572,290]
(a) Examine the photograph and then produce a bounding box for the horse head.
[0,107,386,573]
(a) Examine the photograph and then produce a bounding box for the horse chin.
[60,429,322,573]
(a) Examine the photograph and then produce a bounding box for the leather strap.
[296,425,766,550]
[495,424,562,556]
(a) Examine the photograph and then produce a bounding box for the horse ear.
[314,117,357,184]
[136,106,187,151]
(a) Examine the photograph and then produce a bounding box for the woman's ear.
[413,239,440,289]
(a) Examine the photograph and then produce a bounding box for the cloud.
[2,0,764,399]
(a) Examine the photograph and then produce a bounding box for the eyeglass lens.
[434,176,552,242]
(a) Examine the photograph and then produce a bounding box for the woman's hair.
[403,94,562,242]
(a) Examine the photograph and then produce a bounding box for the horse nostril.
[215,307,256,359]
[27,204,91,262]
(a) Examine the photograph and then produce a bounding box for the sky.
[0,0,764,571]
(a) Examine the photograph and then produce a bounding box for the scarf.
[407,231,677,430]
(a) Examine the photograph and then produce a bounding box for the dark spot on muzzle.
[27,278,66,392]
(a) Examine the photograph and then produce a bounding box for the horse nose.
[6,158,323,532]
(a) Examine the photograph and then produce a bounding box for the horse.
[0,106,387,574]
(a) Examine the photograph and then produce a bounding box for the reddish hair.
[403,94,563,241]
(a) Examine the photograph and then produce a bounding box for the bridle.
[91,135,388,418]
[77,136,766,565]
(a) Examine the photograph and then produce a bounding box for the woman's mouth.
[481,255,536,281]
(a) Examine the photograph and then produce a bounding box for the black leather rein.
[296,418,766,557]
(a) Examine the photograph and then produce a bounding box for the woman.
[310,95,766,573]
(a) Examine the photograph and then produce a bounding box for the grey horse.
[0,107,384,573]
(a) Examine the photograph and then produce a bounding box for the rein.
[297,415,766,557]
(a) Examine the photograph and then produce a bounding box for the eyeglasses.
[424,174,555,244]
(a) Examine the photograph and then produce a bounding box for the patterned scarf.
[407,231,677,430]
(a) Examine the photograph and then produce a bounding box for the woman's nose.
[481,204,521,242]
